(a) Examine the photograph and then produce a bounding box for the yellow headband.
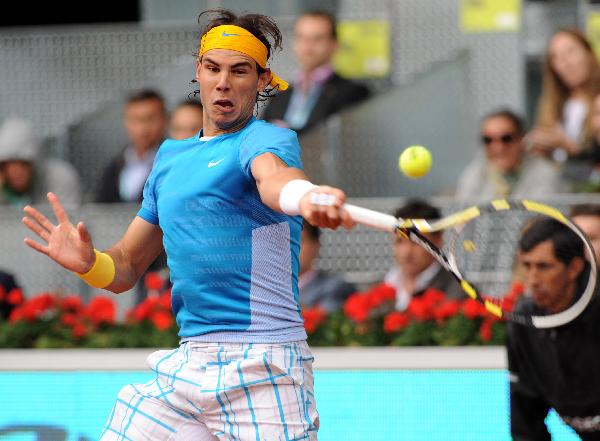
[200,24,288,91]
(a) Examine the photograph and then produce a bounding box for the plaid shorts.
[100,341,319,441]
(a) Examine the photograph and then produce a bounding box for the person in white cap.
[0,117,81,207]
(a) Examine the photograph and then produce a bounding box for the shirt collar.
[384,262,441,310]
[295,64,334,91]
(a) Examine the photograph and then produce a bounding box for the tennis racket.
[343,199,598,328]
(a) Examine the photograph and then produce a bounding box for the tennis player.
[22,9,353,440]
[507,217,600,440]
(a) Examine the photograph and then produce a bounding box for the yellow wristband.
[77,249,116,288]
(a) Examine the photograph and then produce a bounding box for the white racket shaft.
[307,194,399,232]
[343,204,398,232]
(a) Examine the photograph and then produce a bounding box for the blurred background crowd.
[2,0,600,322]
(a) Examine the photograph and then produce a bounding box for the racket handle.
[343,204,398,232]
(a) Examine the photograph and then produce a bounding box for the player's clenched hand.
[22,192,96,273]
[299,186,355,230]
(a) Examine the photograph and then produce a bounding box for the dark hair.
[174,98,204,112]
[195,9,283,100]
[299,10,338,40]
[126,89,166,114]
[302,220,321,242]
[570,203,600,218]
[197,9,282,68]
[394,199,441,220]
[482,108,526,135]
[519,217,584,265]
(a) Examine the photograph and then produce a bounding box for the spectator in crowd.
[168,99,204,140]
[0,269,21,320]
[506,217,600,440]
[95,89,167,203]
[299,220,356,312]
[583,93,600,184]
[384,200,464,310]
[262,10,370,134]
[571,203,600,263]
[455,109,567,202]
[95,90,169,298]
[0,117,81,207]
[526,28,600,163]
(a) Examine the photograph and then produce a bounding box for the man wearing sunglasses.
[455,109,567,203]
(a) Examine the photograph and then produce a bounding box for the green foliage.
[0,278,513,348]
[303,283,518,347]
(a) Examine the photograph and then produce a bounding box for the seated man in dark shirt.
[0,269,21,320]
[262,10,370,134]
[96,89,167,203]
[384,200,464,309]
[507,217,600,440]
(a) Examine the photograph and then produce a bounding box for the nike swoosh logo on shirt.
[208,158,225,168]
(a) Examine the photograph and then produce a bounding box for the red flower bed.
[127,289,174,331]
[0,271,179,348]
[0,271,525,348]
[302,282,524,346]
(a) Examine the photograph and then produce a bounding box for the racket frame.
[343,199,598,328]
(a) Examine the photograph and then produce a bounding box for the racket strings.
[442,207,596,326]
[444,210,537,299]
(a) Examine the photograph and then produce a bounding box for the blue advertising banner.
[0,370,576,440]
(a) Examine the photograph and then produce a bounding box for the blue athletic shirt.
[137,117,306,343]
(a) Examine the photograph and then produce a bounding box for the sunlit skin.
[169,105,204,140]
[518,240,584,313]
[196,49,270,136]
[124,98,167,156]
[1,161,33,193]
[293,15,338,73]
[481,116,523,174]
[573,215,600,264]
[549,31,593,94]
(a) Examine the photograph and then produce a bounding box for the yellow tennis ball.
[399,145,432,178]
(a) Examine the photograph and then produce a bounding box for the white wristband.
[279,179,317,216]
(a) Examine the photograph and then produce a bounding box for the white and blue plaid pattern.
[100,341,319,440]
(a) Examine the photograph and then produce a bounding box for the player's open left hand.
[300,186,355,230]
[22,192,96,274]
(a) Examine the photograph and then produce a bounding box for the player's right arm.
[22,192,164,294]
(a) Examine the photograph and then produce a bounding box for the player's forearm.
[77,217,165,294]
[76,246,143,294]
[256,166,308,212]
[101,246,144,294]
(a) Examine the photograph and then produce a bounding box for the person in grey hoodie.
[0,117,81,207]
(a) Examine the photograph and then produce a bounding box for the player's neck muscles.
[204,115,254,137]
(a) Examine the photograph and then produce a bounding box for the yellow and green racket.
[344,199,598,328]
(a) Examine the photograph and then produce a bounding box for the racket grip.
[343,204,398,232]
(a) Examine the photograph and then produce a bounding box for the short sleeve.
[239,122,303,179]
[136,149,162,225]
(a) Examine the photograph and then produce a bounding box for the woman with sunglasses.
[455,109,567,203]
